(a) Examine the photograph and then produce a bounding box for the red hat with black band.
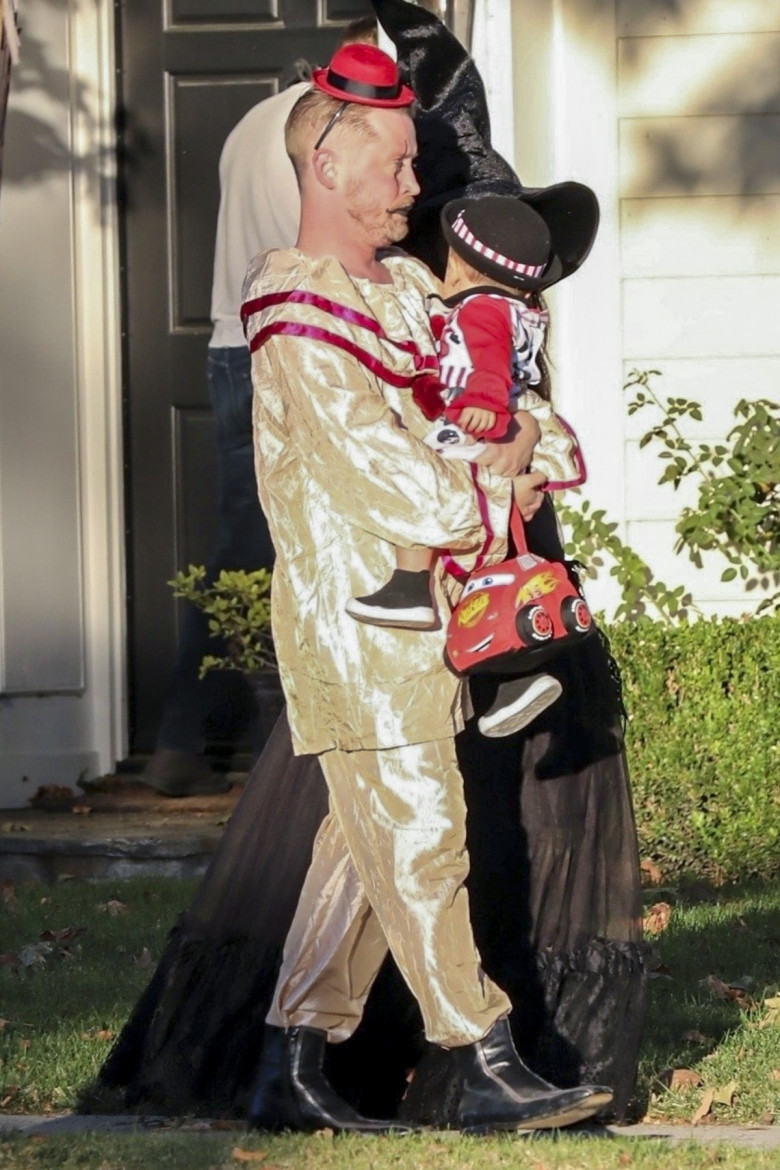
[312,43,415,108]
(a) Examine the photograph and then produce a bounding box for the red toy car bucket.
[445,507,594,676]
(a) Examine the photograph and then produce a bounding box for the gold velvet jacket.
[242,249,512,755]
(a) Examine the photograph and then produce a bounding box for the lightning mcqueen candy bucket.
[445,509,594,676]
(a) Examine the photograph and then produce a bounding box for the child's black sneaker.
[478,674,562,738]
[346,569,436,629]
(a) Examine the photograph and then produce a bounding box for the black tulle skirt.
[100,504,652,1123]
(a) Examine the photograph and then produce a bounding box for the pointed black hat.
[370,0,599,281]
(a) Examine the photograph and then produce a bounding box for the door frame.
[72,0,127,769]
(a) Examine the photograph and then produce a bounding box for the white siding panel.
[618,33,780,117]
[618,1,780,38]
[625,519,774,608]
[621,195,780,277]
[619,115,780,197]
[622,276,780,359]
[0,4,85,694]
[625,438,701,520]
[622,358,780,439]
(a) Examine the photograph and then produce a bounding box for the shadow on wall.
[4,0,780,209]
[615,0,779,200]
[1,0,151,221]
[536,0,780,204]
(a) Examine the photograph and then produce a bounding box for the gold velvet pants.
[266,737,511,1048]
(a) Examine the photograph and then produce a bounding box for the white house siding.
[512,0,780,618]
[0,0,123,807]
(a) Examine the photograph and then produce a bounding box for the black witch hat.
[370,0,599,282]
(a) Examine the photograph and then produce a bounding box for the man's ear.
[312,148,338,190]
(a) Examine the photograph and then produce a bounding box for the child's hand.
[459,406,497,434]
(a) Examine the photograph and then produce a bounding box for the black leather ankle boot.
[247,1025,416,1133]
[455,1017,613,1134]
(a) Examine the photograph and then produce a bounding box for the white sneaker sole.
[478,675,563,738]
[345,598,436,630]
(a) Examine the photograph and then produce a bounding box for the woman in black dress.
[99,0,650,1124]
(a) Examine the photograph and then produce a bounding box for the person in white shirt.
[141,20,377,797]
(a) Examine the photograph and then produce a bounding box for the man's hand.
[513,470,547,522]
[473,410,541,478]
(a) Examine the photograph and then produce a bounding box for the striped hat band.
[451,213,547,278]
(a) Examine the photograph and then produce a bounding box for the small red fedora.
[312,43,415,108]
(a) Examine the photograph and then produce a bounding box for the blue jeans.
[155,347,275,754]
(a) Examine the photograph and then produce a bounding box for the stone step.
[0,777,243,883]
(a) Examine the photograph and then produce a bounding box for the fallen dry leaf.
[0,953,20,968]
[81,1029,115,1042]
[99,899,129,917]
[642,902,672,936]
[662,1068,703,1091]
[712,1080,738,1107]
[231,1149,268,1164]
[1,878,16,905]
[29,784,74,803]
[770,1070,780,1083]
[1,822,30,833]
[683,1030,711,1045]
[703,975,754,1007]
[640,858,663,885]
[72,804,93,816]
[758,994,780,1028]
[40,926,84,943]
[18,942,52,968]
[133,947,153,969]
[691,1088,715,1125]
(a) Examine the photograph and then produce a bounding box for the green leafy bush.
[168,566,275,677]
[556,370,780,620]
[626,369,779,610]
[607,614,780,883]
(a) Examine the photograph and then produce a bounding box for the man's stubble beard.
[345,180,411,248]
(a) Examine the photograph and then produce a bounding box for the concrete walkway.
[0,1115,778,1149]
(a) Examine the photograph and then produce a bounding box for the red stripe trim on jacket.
[241,291,426,359]
[541,414,587,491]
[248,321,437,386]
[442,463,495,582]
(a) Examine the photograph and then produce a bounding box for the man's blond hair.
[285,89,379,186]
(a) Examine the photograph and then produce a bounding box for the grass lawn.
[0,1129,779,1170]
[1,876,779,1167]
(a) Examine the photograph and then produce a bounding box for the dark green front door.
[117,0,372,754]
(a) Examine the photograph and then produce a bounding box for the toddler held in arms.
[346,194,587,735]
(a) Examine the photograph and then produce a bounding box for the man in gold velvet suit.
[242,43,612,1135]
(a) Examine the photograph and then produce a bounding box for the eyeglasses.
[314,101,348,151]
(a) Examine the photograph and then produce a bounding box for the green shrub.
[606,614,780,883]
